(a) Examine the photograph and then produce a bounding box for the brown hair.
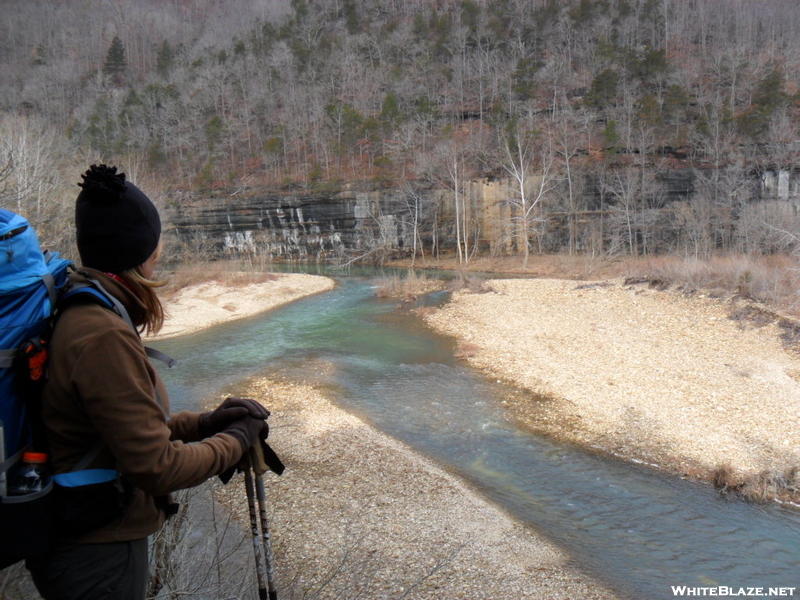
[119,241,167,335]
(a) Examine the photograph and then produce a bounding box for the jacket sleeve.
[168,411,204,442]
[70,321,244,496]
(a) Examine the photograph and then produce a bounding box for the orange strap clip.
[21,339,48,381]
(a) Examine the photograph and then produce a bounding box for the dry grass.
[413,306,437,317]
[631,254,800,316]
[711,464,799,504]
[390,252,800,317]
[446,274,495,294]
[164,253,799,316]
[391,254,625,280]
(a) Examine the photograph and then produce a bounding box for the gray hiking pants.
[26,538,148,600]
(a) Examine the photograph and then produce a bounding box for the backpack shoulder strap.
[61,279,135,332]
[145,346,177,369]
[60,278,176,369]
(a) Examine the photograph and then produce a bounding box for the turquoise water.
[151,273,800,600]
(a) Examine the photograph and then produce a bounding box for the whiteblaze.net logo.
[672,587,797,597]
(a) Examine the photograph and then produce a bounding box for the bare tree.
[430,136,479,265]
[599,165,639,255]
[400,183,427,267]
[0,114,78,253]
[147,482,258,599]
[550,101,590,255]
[495,125,558,269]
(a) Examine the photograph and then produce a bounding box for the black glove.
[218,431,285,485]
[198,398,270,438]
[222,416,268,453]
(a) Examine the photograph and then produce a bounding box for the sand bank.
[148,273,335,340]
[424,278,800,498]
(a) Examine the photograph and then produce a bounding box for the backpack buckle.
[20,339,48,381]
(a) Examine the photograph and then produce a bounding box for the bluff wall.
[166,186,431,262]
[165,179,556,262]
[164,169,798,262]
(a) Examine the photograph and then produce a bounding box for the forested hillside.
[1,0,798,263]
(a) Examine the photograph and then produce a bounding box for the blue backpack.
[0,209,72,468]
[0,209,71,566]
[0,209,176,568]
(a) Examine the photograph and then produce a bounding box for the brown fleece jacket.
[41,269,244,543]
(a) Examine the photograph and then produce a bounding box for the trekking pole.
[243,463,269,600]
[252,443,278,600]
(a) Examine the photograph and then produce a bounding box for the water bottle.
[8,452,49,495]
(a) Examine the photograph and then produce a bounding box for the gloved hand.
[198,397,270,439]
[217,420,283,485]
[218,429,285,485]
[222,416,269,454]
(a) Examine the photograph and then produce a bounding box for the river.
[151,270,800,600]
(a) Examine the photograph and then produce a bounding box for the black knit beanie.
[75,164,161,273]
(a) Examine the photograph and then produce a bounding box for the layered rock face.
[167,187,432,262]
[165,169,797,262]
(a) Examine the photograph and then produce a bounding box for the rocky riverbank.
[424,277,800,504]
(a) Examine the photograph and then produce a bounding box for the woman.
[26,164,267,599]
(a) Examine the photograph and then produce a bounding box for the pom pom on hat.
[75,164,161,273]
